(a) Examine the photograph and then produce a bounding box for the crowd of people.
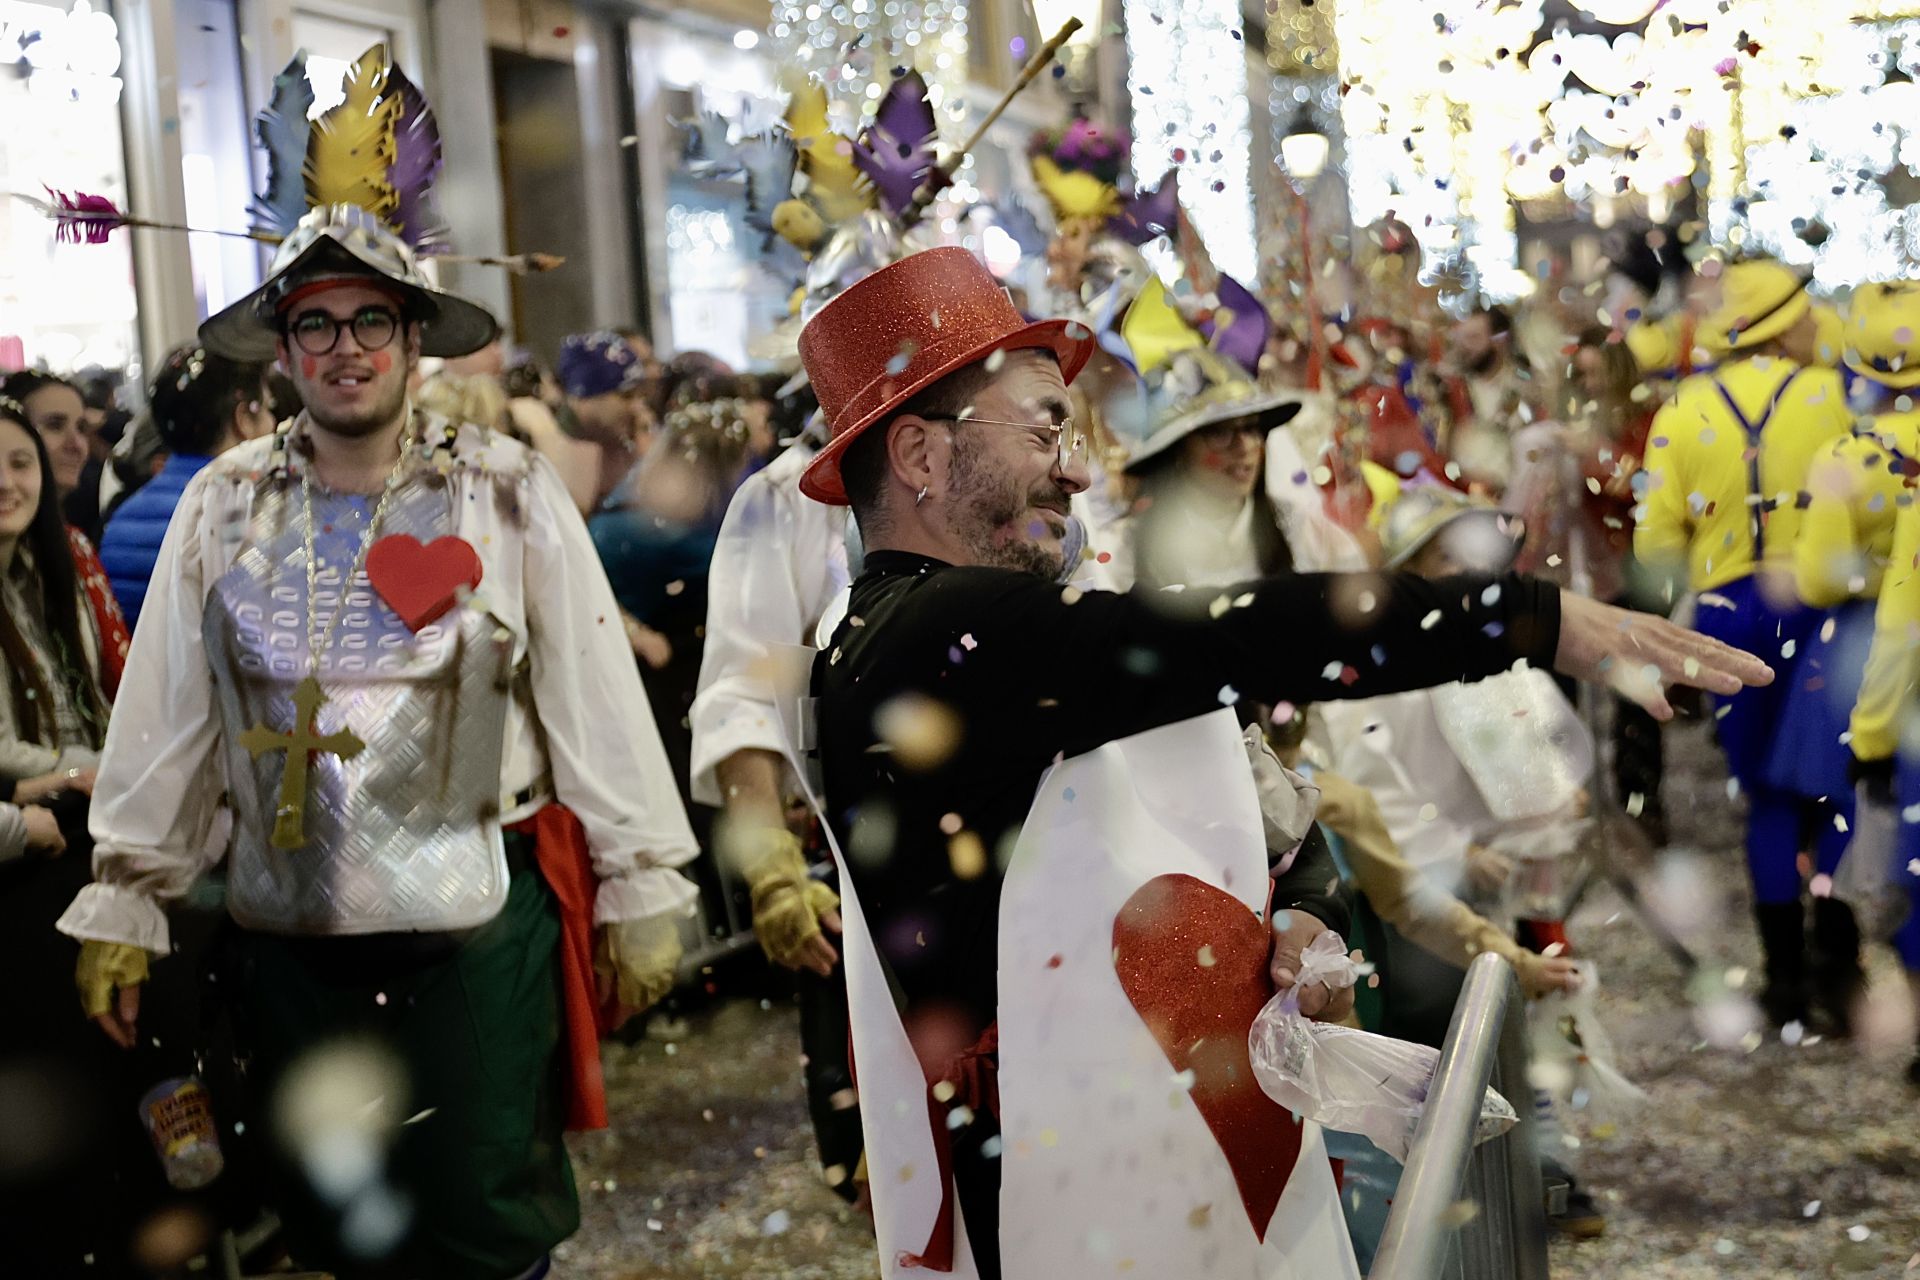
[1,43,1915,1280]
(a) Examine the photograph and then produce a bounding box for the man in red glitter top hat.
[787,245,1773,1278]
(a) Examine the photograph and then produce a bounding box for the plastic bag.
[1526,960,1646,1124]
[1248,932,1518,1162]
[1834,783,1911,940]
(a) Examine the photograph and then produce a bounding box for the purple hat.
[557,331,647,399]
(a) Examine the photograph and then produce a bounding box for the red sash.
[514,805,610,1132]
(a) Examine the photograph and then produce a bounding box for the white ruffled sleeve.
[687,456,842,806]
[521,455,701,924]
[59,471,230,953]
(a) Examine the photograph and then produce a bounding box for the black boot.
[1754,901,1811,1028]
[1809,897,1868,1037]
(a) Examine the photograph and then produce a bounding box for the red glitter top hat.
[797,246,1096,505]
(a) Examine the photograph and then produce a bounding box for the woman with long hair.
[0,395,111,785]
[1095,352,1364,593]
[2,370,130,695]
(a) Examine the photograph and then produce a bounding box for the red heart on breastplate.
[365,534,484,631]
[1112,872,1300,1241]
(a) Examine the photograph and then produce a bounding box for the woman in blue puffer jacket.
[98,346,272,631]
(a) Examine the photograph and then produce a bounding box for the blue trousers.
[1692,577,1826,905]
[1893,756,1920,971]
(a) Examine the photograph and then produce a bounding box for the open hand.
[1553,591,1772,720]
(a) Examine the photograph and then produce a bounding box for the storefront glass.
[174,0,261,319]
[0,0,139,373]
[630,19,793,369]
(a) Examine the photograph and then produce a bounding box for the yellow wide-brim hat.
[1843,280,1920,389]
[1700,259,1810,355]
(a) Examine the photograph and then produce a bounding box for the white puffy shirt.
[686,444,850,807]
[58,417,699,952]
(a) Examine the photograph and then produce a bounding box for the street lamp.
[1280,111,1329,183]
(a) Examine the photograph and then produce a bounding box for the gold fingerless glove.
[77,940,149,1018]
[739,828,840,970]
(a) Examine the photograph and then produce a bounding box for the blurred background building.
[12,0,1920,379]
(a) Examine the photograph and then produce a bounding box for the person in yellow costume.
[1634,258,1853,1027]
[1763,282,1920,1033]
[1833,284,1920,1083]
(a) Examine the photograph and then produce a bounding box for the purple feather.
[1202,273,1272,376]
[384,62,448,254]
[850,70,938,216]
[1109,169,1179,245]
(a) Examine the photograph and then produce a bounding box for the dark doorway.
[492,49,595,363]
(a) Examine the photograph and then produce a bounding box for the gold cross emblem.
[237,675,366,850]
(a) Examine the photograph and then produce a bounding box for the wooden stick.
[904,17,1085,225]
[39,204,566,275]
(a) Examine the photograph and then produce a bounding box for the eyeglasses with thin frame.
[285,305,402,357]
[921,412,1092,473]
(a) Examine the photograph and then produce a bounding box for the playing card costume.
[55,48,697,1279]
[791,247,1571,1278]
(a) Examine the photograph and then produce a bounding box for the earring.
[916,485,929,506]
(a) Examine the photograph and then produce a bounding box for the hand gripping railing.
[1368,952,1551,1280]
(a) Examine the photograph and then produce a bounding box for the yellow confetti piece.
[949,830,987,880]
[875,693,964,770]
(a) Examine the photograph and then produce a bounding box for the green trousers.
[231,849,578,1279]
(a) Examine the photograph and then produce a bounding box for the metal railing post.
[1368,952,1550,1280]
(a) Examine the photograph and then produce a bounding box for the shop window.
[173,0,260,318]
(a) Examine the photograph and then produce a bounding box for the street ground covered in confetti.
[561,719,1920,1279]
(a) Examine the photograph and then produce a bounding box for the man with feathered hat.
[783,244,1771,1278]
[55,48,697,1280]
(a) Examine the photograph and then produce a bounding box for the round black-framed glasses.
[285,305,403,357]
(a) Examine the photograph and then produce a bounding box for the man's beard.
[947,438,1070,579]
[308,376,409,438]
[1467,347,1501,377]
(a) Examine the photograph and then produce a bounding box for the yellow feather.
[304,45,400,222]
[1121,277,1204,376]
[1031,155,1121,223]
[784,80,869,223]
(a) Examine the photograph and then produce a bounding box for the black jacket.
[814,551,1561,1042]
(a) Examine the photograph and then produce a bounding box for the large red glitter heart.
[1112,873,1300,1241]
[366,534,483,631]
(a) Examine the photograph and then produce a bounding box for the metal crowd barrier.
[1369,952,1552,1280]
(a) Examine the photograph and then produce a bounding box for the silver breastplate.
[205,472,514,935]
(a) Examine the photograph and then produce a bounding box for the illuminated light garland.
[1122,0,1257,280]
[764,0,970,132]
[1739,17,1920,288]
